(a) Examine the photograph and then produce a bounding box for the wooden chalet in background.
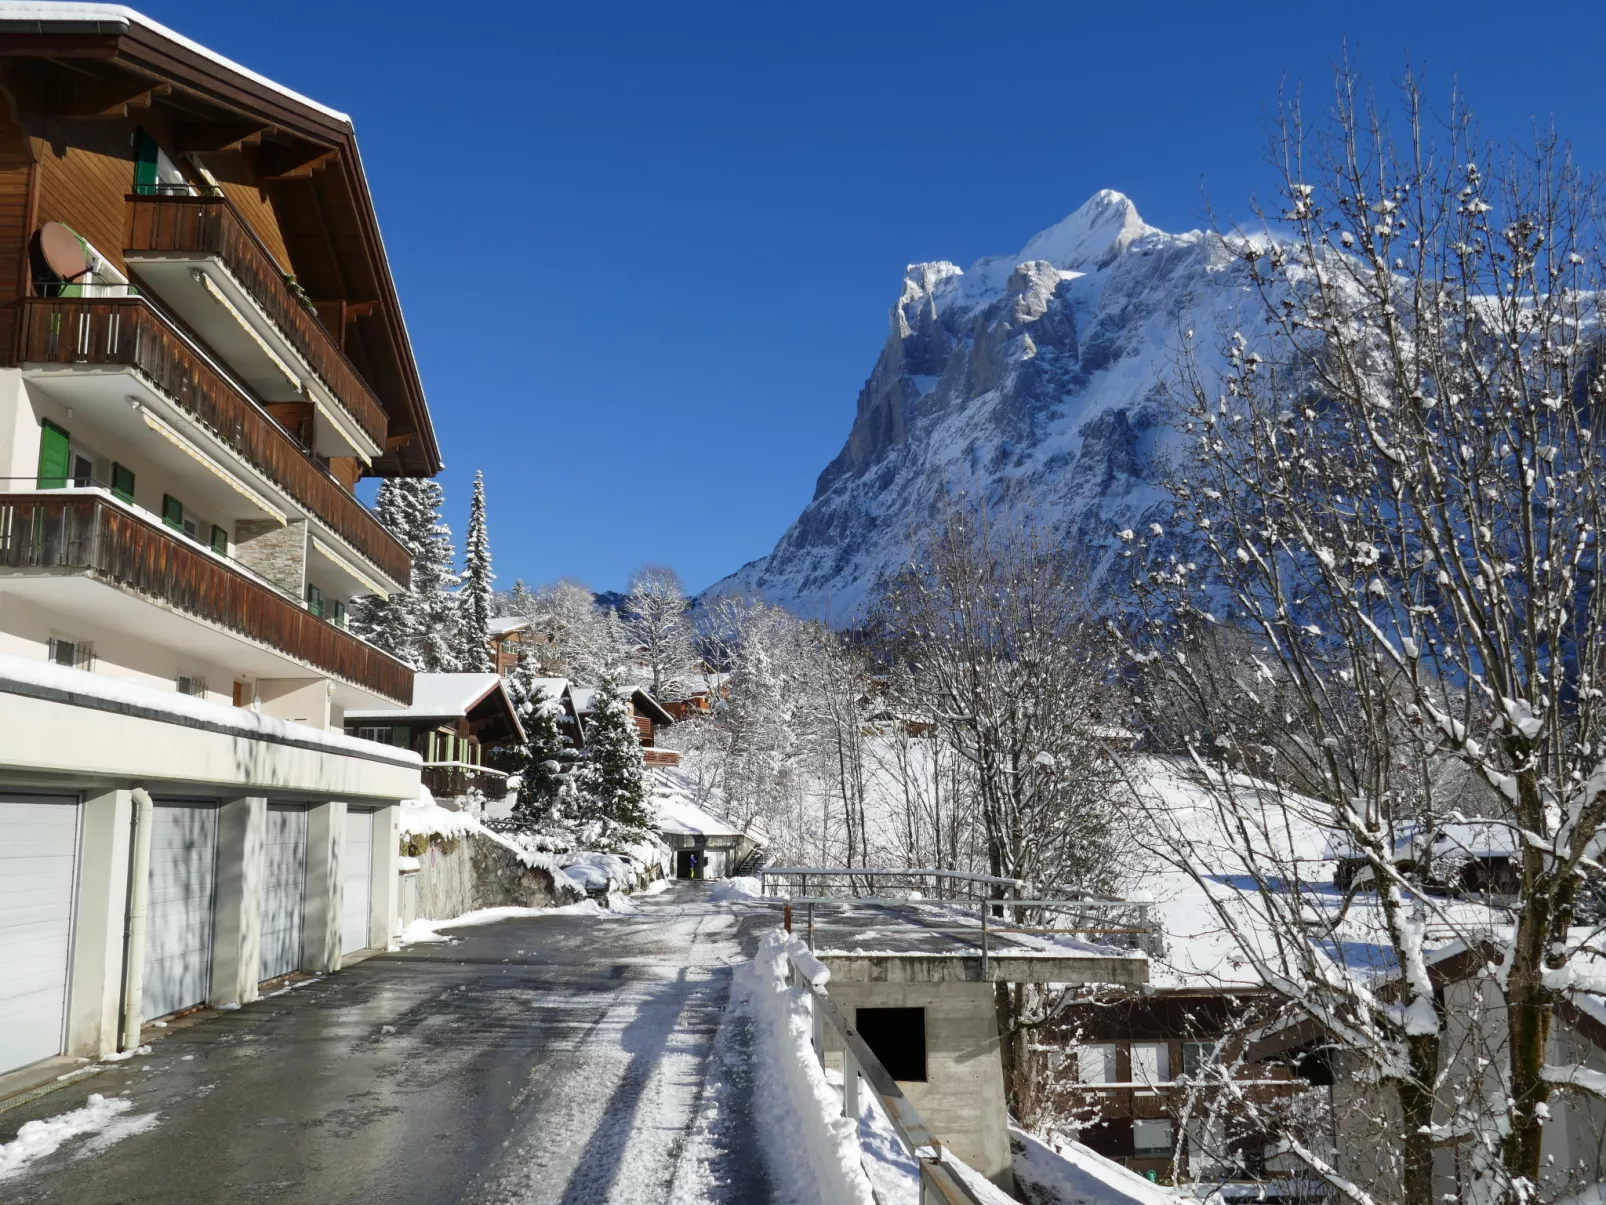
[346,674,525,801]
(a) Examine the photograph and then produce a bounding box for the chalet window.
[1181,1042,1217,1078]
[176,674,207,697]
[1133,1119,1173,1157]
[854,1007,926,1082]
[48,636,93,671]
[306,584,323,618]
[355,725,392,745]
[210,524,229,556]
[161,494,184,530]
[133,130,189,196]
[1130,1042,1169,1090]
[392,726,410,749]
[1077,1044,1119,1085]
[37,419,70,489]
[332,600,347,629]
[111,462,136,503]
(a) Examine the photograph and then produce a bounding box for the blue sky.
[134,0,1606,593]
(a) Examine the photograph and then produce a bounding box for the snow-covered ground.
[0,1094,159,1181]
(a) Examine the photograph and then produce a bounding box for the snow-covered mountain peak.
[1017,189,1156,271]
[707,196,1254,624]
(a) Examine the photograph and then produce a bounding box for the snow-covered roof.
[0,4,352,122]
[649,766,764,842]
[569,686,596,713]
[347,672,509,721]
[488,616,530,637]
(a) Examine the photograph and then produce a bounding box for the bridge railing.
[758,867,1164,960]
[781,939,990,1205]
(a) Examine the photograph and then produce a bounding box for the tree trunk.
[1400,1035,1440,1205]
[1501,885,1555,1194]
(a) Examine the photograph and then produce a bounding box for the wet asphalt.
[0,883,781,1205]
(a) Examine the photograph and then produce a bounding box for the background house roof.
[347,672,508,721]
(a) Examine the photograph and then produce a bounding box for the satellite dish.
[38,222,91,281]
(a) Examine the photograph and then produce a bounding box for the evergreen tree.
[495,654,581,822]
[456,470,494,672]
[350,477,458,670]
[577,674,651,832]
[504,578,536,620]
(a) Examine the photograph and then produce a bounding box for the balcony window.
[111,463,136,504]
[1133,1119,1173,1157]
[133,130,191,197]
[176,674,207,697]
[1077,1044,1119,1085]
[1182,1041,1218,1078]
[210,524,229,556]
[1131,1042,1170,1090]
[47,636,93,671]
[162,494,184,530]
[306,583,324,619]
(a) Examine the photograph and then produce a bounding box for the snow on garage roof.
[346,673,509,721]
[0,3,352,121]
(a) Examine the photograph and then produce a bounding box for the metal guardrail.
[760,867,1164,963]
[782,942,988,1205]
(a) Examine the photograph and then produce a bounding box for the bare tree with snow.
[622,565,695,700]
[1131,64,1606,1204]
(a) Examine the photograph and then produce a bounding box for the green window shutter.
[391,725,409,749]
[161,494,183,529]
[306,583,323,618]
[332,599,346,629]
[210,524,228,555]
[133,129,159,195]
[37,420,70,489]
[110,462,135,503]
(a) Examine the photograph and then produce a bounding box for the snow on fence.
[760,931,997,1205]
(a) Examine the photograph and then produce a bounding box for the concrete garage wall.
[820,981,1012,1190]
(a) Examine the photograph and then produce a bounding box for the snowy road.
[0,884,784,1204]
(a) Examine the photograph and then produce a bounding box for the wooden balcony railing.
[0,493,412,704]
[126,194,389,451]
[19,298,410,587]
[421,762,510,800]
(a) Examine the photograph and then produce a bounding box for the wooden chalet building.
[570,682,679,766]
[0,5,439,1087]
[346,673,524,801]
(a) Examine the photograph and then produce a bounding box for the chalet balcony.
[18,297,410,589]
[124,194,388,461]
[421,761,511,801]
[0,491,411,706]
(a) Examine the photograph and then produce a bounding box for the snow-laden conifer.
[455,471,494,672]
[576,675,651,834]
[351,477,459,670]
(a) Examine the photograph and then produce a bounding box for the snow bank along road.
[0,884,784,1204]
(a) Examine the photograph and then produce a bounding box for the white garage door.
[143,801,218,1020]
[0,795,78,1075]
[340,808,374,955]
[259,805,307,981]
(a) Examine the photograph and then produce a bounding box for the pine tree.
[577,674,651,832]
[456,470,494,672]
[350,478,458,670]
[496,656,581,822]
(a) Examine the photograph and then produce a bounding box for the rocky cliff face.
[709,191,1257,623]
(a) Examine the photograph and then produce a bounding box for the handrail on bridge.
[757,866,1164,964]
[782,940,989,1205]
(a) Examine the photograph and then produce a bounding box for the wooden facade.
[0,491,412,702]
[0,17,439,476]
[19,297,412,585]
